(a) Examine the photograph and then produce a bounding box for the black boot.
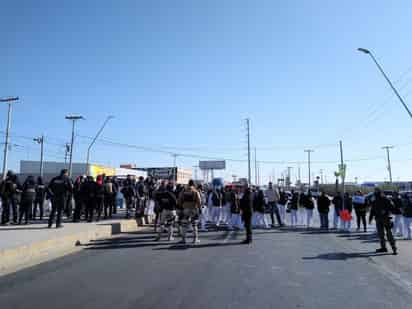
[376,248,388,253]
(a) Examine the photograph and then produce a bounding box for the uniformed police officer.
[178,180,201,244]
[155,182,177,241]
[0,171,21,225]
[33,176,47,220]
[47,169,73,228]
[19,176,36,225]
[369,188,397,255]
[240,184,253,244]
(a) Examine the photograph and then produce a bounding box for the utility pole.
[382,145,394,183]
[287,166,293,189]
[65,115,84,178]
[33,135,44,177]
[86,115,114,176]
[64,143,70,164]
[339,140,345,200]
[245,118,251,185]
[254,147,258,185]
[172,153,178,181]
[304,149,314,190]
[320,169,324,184]
[1,97,19,180]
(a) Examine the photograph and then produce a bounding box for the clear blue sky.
[2,0,412,183]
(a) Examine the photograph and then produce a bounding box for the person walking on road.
[317,191,331,230]
[155,182,177,241]
[19,176,36,225]
[353,191,367,232]
[369,188,397,255]
[265,182,283,227]
[47,169,73,228]
[240,184,253,244]
[391,192,403,237]
[178,180,202,244]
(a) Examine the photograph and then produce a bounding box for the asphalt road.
[1,226,412,309]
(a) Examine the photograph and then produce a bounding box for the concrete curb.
[0,220,142,276]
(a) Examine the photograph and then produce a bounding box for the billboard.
[89,164,116,178]
[147,167,176,179]
[199,160,226,170]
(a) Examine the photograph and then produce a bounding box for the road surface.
[1,227,411,309]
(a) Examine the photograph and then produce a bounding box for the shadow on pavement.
[152,242,245,251]
[302,251,391,261]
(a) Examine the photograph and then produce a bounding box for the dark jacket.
[317,194,331,213]
[369,195,394,222]
[302,195,315,210]
[21,177,36,202]
[344,196,353,213]
[240,189,253,215]
[289,193,299,210]
[392,197,403,215]
[253,190,266,213]
[48,175,72,200]
[155,189,177,211]
[332,195,343,212]
[402,197,412,218]
[278,191,288,205]
[35,183,47,202]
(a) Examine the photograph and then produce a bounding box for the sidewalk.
[0,210,144,276]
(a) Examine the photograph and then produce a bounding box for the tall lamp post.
[33,135,44,178]
[1,97,19,180]
[357,48,412,119]
[65,115,84,178]
[85,116,114,176]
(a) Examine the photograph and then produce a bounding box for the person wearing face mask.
[369,188,397,255]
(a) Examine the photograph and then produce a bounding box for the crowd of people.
[2,169,412,252]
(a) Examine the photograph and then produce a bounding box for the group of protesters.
[0,169,159,228]
[2,169,412,252]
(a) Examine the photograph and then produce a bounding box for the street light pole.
[33,135,44,177]
[86,116,114,176]
[358,48,412,119]
[245,118,251,185]
[65,115,84,178]
[304,149,314,190]
[0,97,19,180]
[382,145,394,183]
